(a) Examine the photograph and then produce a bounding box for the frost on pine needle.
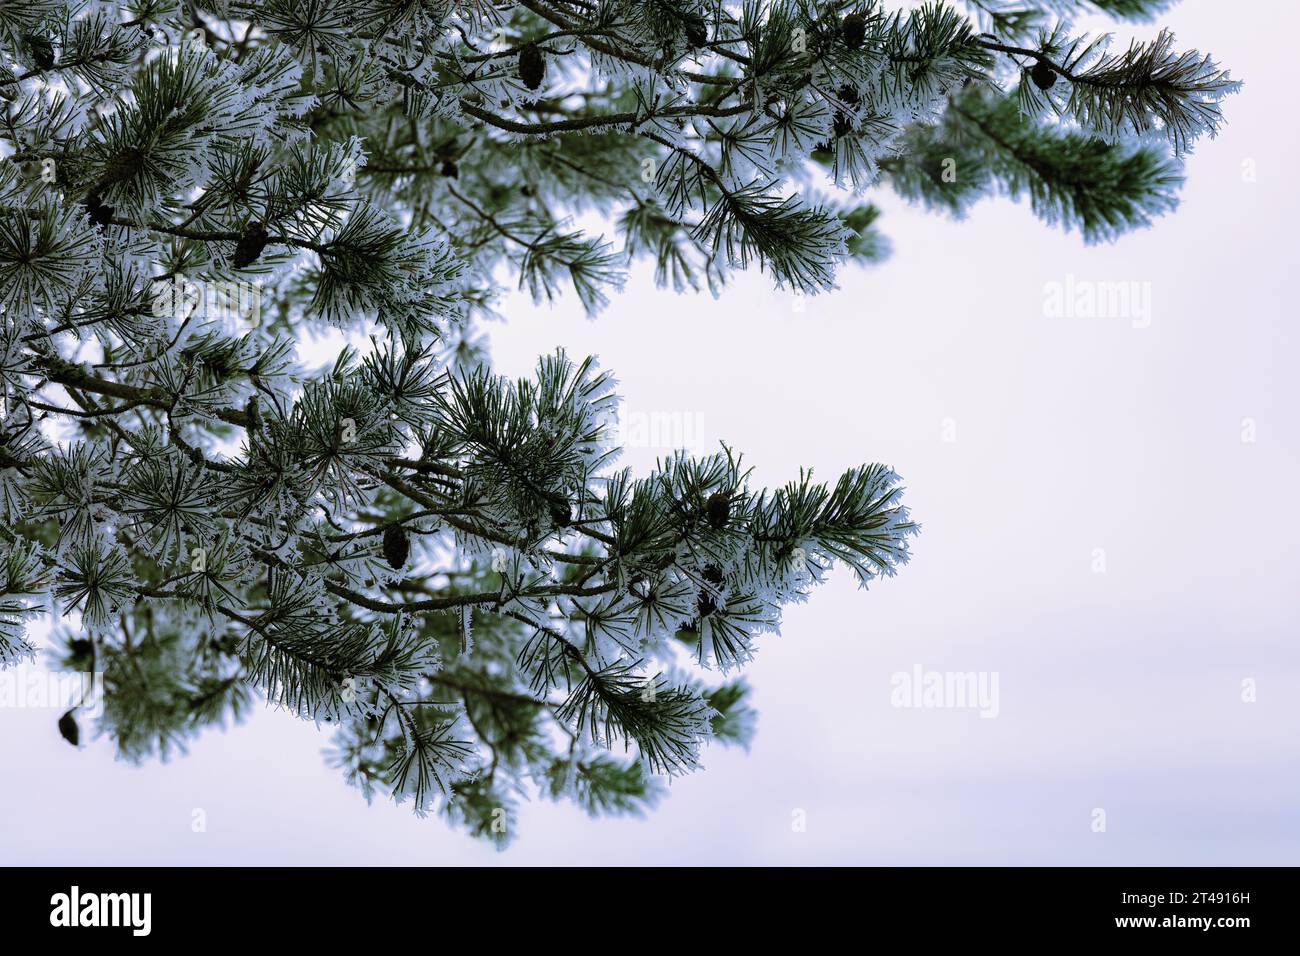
[1015,28,1239,155]
[0,0,1233,841]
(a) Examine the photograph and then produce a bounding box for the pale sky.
[1,0,1295,865]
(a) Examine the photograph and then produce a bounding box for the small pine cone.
[705,491,731,529]
[382,524,410,570]
[101,146,145,186]
[684,14,708,49]
[231,223,269,269]
[697,564,725,618]
[1030,59,1056,91]
[518,43,545,91]
[58,709,79,747]
[25,36,55,71]
[842,13,866,50]
[84,189,115,228]
[548,498,572,528]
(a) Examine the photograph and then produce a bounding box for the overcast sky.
[2,0,1296,865]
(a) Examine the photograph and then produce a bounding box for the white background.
[2,0,1296,865]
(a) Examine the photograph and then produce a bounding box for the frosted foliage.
[0,0,1231,840]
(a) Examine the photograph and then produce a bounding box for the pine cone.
[705,491,731,529]
[684,14,709,49]
[548,497,572,528]
[58,710,79,747]
[697,564,725,617]
[84,188,115,228]
[101,146,144,186]
[382,524,410,570]
[66,639,94,668]
[842,13,867,50]
[1030,59,1056,90]
[518,44,545,91]
[25,36,55,71]
[232,223,269,269]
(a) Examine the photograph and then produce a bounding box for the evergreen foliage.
[0,0,1234,842]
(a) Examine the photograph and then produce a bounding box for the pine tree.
[0,1,1235,844]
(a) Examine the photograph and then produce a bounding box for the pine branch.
[0,0,1233,843]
